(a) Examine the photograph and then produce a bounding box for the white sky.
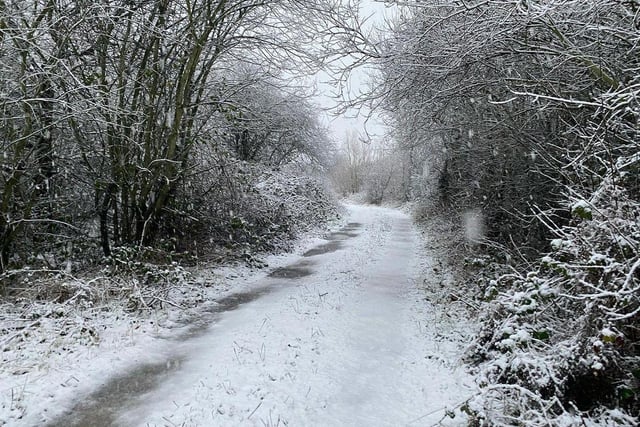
[314,0,397,146]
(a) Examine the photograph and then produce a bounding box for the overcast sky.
[314,0,397,146]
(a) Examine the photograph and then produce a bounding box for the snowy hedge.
[467,177,640,425]
[170,161,337,263]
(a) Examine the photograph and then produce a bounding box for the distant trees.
[330,130,371,195]
[329,130,403,204]
[214,66,329,166]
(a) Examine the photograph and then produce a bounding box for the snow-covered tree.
[0,0,365,273]
[371,0,640,422]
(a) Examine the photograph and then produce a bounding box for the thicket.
[329,130,408,204]
[375,0,640,424]
[0,0,345,288]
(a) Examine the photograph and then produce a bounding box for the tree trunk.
[99,184,116,257]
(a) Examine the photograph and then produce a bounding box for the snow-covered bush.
[228,165,338,252]
[172,159,337,263]
[375,1,640,422]
[463,13,640,419]
[467,178,640,425]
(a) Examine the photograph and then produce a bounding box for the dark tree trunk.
[99,184,116,257]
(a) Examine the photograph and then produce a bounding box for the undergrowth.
[460,179,640,426]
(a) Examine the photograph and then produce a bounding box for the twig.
[0,319,42,349]
[248,400,263,419]
[152,295,185,310]
[406,397,470,425]
[259,317,268,333]
[406,405,446,425]
[449,293,480,310]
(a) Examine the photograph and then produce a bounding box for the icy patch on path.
[111,204,474,426]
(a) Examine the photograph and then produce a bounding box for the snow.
[571,200,590,210]
[1,204,474,426]
[462,209,485,243]
[550,239,564,250]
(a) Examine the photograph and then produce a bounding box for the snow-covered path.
[51,204,473,426]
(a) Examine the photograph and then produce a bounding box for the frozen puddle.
[302,240,343,256]
[301,222,362,257]
[40,206,472,427]
[326,230,359,240]
[268,259,315,278]
[46,358,183,427]
[212,288,270,311]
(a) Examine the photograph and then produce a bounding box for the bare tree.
[329,130,375,195]
[0,0,80,271]
[1,0,370,273]
[369,0,640,422]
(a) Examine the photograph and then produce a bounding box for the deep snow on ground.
[1,204,475,426]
